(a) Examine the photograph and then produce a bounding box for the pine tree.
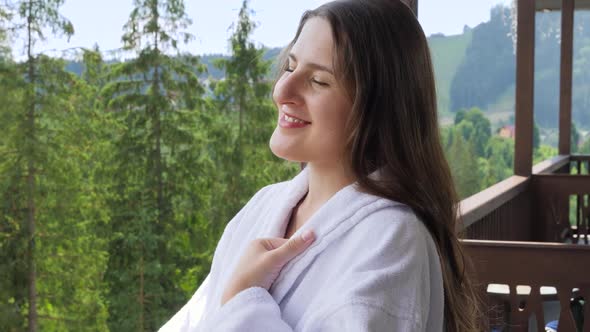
[1,2,113,330]
[100,0,209,329]
[0,45,28,332]
[33,54,110,331]
[0,1,74,330]
[209,0,297,228]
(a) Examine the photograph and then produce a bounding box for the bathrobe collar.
[264,167,390,303]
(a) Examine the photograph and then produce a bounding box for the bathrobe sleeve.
[197,287,424,332]
[198,287,293,331]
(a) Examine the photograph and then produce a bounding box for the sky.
[11,0,513,59]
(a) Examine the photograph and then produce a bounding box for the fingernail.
[301,230,314,242]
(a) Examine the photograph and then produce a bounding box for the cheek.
[318,100,352,133]
[311,103,352,149]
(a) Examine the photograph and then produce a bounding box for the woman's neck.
[300,162,356,214]
[284,162,355,238]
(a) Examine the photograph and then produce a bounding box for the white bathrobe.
[160,168,444,331]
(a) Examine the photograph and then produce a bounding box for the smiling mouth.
[282,113,310,124]
[279,112,311,129]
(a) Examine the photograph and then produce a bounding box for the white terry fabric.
[160,168,444,331]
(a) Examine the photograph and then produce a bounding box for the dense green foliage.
[99,0,211,329]
[0,1,110,331]
[0,0,297,330]
[442,108,561,199]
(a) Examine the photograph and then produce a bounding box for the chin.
[269,140,300,162]
[269,130,305,162]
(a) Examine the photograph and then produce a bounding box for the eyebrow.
[288,53,334,75]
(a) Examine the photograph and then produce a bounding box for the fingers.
[261,238,289,251]
[272,230,315,265]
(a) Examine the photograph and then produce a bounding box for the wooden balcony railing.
[460,155,590,242]
[459,154,590,331]
[460,175,531,241]
[533,171,590,244]
[571,155,590,175]
[464,240,590,331]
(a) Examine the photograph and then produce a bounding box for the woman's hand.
[221,230,315,305]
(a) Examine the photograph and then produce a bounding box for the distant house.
[498,125,515,139]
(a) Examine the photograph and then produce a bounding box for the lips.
[279,111,311,128]
[280,105,311,122]
[283,112,311,124]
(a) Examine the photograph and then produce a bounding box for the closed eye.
[312,79,329,87]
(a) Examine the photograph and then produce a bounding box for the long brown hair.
[276,1,482,330]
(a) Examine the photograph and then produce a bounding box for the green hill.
[428,30,473,118]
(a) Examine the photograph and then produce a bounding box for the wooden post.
[558,0,574,155]
[514,0,536,177]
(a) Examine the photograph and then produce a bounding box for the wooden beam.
[514,0,536,177]
[533,174,590,194]
[536,0,590,11]
[463,239,590,284]
[558,0,574,154]
[531,154,570,174]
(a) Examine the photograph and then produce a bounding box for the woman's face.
[269,17,353,167]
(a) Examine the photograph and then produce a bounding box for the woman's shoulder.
[340,193,441,272]
[357,198,433,246]
[310,196,444,328]
[346,190,418,231]
[357,197,422,233]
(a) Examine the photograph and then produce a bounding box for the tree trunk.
[153,67,164,224]
[152,2,164,225]
[25,0,37,330]
[138,253,144,332]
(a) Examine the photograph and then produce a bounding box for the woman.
[161,0,480,331]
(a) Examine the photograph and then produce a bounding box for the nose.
[273,71,304,107]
